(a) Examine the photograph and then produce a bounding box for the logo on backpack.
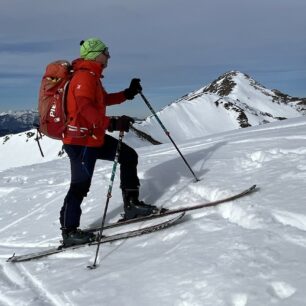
[38,60,72,140]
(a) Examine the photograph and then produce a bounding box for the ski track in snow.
[17,263,69,306]
[0,260,71,306]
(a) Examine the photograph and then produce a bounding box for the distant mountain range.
[0,110,38,137]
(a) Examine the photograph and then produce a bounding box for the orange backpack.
[38,60,73,140]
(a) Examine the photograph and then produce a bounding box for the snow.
[138,94,243,142]
[135,72,302,144]
[1,116,306,305]
[0,130,148,171]
[229,73,299,117]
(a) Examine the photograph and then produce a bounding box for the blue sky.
[0,0,305,118]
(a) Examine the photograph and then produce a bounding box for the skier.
[60,38,158,246]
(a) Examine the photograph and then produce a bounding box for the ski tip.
[245,184,258,194]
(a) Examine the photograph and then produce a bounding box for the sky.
[0,0,305,118]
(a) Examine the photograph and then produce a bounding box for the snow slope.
[1,117,306,305]
[136,71,305,143]
[0,129,150,171]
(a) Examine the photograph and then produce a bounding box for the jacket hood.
[72,58,104,77]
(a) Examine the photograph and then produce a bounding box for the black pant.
[60,135,140,229]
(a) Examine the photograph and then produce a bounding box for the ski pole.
[88,130,125,269]
[139,91,200,182]
[33,123,45,157]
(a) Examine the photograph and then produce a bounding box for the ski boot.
[122,189,159,220]
[61,228,97,247]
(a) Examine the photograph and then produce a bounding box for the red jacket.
[63,59,126,147]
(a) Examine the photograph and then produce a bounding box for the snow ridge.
[136,71,305,143]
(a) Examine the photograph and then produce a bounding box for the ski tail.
[7,212,185,263]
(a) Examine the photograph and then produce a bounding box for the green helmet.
[80,38,108,60]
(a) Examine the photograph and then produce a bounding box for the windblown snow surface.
[1,117,306,305]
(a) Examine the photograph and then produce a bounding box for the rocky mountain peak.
[137,71,305,143]
[203,71,238,96]
[203,71,262,96]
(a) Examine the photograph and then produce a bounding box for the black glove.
[108,115,135,132]
[124,78,142,100]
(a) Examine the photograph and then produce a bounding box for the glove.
[124,78,142,100]
[108,115,135,132]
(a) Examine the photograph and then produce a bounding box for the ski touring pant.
[60,134,140,229]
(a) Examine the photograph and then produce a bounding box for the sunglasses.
[102,48,110,58]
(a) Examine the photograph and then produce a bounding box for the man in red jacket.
[60,38,158,246]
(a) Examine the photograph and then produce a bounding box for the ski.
[86,184,257,232]
[7,212,185,263]
[7,184,256,263]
